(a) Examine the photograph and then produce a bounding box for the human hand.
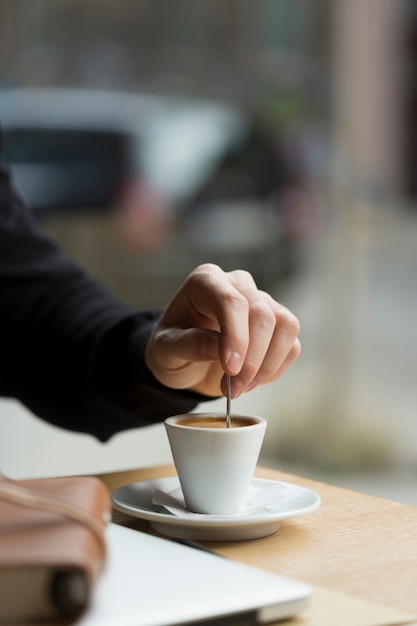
[145,264,301,398]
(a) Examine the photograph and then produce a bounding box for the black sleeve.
[0,134,206,442]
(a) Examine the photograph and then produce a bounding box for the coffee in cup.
[175,415,258,429]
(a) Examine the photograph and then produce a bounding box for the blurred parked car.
[0,87,316,294]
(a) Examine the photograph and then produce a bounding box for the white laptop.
[77,523,311,626]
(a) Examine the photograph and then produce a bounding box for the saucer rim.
[111,476,321,529]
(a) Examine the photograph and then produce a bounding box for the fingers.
[146,263,301,398]
[161,264,254,373]
[221,279,301,397]
[240,336,302,393]
[179,264,301,397]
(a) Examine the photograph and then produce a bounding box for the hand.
[145,264,301,398]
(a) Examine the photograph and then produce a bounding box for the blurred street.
[279,202,417,462]
[274,202,417,506]
[199,202,417,505]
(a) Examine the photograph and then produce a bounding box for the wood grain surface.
[99,464,417,616]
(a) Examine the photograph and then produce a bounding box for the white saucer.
[111,477,321,541]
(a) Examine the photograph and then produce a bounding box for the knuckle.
[290,338,302,361]
[251,298,276,329]
[223,289,249,314]
[230,268,255,284]
[195,262,222,274]
[278,309,300,339]
[189,263,221,284]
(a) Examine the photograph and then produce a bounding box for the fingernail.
[226,351,242,375]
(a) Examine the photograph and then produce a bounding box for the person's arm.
[0,155,205,442]
[0,131,301,443]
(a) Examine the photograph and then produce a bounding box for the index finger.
[179,264,255,375]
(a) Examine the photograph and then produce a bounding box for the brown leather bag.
[0,474,110,624]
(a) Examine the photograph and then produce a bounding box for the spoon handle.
[226,375,231,428]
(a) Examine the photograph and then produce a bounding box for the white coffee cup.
[164,412,267,515]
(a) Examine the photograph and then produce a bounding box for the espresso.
[176,416,258,429]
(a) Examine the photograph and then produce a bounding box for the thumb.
[156,328,221,368]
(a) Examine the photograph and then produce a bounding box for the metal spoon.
[226,374,232,428]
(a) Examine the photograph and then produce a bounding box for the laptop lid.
[77,523,311,626]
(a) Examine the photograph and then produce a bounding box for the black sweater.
[0,135,204,441]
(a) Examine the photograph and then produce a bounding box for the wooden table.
[99,463,417,624]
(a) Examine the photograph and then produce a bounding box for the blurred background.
[0,0,416,504]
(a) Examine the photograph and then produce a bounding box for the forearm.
[0,162,204,439]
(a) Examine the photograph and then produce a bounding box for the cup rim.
[165,412,266,430]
